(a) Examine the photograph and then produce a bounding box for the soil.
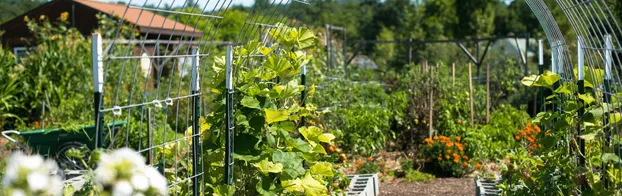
[380,177,475,196]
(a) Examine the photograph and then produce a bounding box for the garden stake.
[191,47,201,195]
[92,33,104,149]
[577,36,586,190]
[469,63,474,128]
[452,62,455,87]
[225,45,235,185]
[429,64,434,138]
[301,65,306,127]
[538,40,544,114]
[603,35,614,188]
[486,63,490,124]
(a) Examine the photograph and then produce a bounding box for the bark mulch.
[380,177,475,196]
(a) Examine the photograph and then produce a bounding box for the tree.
[0,0,46,24]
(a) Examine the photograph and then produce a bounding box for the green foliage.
[200,25,347,195]
[0,0,45,24]
[403,169,435,182]
[356,162,379,174]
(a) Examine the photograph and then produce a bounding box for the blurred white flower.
[131,174,149,191]
[27,172,48,191]
[10,189,25,196]
[145,166,167,195]
[112,181,134,196]
[2,152,62,196]
[95,148,167,195]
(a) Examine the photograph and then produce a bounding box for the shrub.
[404,169,435,182]
[422,135,473,177]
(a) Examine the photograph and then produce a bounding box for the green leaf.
[318,133,335,143]
[252,159,284,174]
[310,162,334,177]
[578,94,595,105]
[579,132,598,141]
[258,46,275,56]
[241,96,261,109]
[554,83,573,94]
[521,71,560,88]
[272,150,305,178]
[602,153,621,164]
[264,109,290,124]
[312,144,327,155]
[301,173,328,195]
[610,112,622,125]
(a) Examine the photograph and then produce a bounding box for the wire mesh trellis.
[527,0,622,190]
[92,0,234,195]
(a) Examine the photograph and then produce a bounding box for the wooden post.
[452,63,455,87]
[486,63,490,124]
[468,63,474,128]
[429,65,434,138]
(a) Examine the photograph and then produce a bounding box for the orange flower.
[438,157,443,161]
[455,136,461,141]
[433,136,439,140]
[367,157,373,161]
[462,162,468,167]
[357,160,364,165]
[515,135,520,140]
[428,144,433,148]
[445,155,450,160]
[475,163,482,170]
[446,150,451,154]
[453,159,459,163]
[535,125,541,133]
[463,155,468,160]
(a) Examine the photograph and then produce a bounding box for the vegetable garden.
[2,0,622,195]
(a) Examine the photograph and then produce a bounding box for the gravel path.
[380,177,475,196]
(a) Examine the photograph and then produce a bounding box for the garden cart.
[1,121,127,171]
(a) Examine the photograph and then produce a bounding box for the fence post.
[429,64,434,138]
[92,33,104,149]
[577,36,586,190]
[300,65,307,127]
[325,24,331,72]
[603,35,613,188]
[224,45,235,185]
[486,63,490,124]
[190,47,202,195]
[343,30,348,78]
[538,40,544,113]
[408,38,413,65]
[468,63,474,128]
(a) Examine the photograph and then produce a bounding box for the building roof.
[74,0,202,37]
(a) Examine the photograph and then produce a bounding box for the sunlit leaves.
[264,109,290,124]
[310,162,334,177]
[241,96,261,109]
[521,71,560,88]
[282,174,327,196]
[253,159,284,174]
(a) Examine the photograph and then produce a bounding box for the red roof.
[75,0,202,37]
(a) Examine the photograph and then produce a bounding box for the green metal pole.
[92,33,104,149]
[300,65,306,127]
[191,47,201,195]
[224,45,235,185]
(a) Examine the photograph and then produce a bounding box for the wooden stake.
[429,65,434,138]
[452,63,455,87]
[486,63,490,124]
[469,63,474,128]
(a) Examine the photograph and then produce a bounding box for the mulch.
[380,177,475,196]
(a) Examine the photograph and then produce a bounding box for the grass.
[403,169,435,182]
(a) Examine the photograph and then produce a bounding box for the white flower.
[10,189,26,196]
[144,167,167,195]
[112,181,134,196]
[21,155,44,170]
[111,148,145,167]
[27,172,49,191]
[131,174,149,191]
[94,166,116,185]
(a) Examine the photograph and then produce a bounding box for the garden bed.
[380,177,475,196]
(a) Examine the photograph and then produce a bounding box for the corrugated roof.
[74,0,202,36]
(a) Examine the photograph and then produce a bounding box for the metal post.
[577,36,586,190]
[343,30,347,78]
[538,40,545,113]
[92,33,104,149]
[147,108,153,165]
[408,38,413,65]
[224,45,235,185]
[325,24,330,72]
[603,35,613,188]
[190,47,201,195]
[300,65,306,127]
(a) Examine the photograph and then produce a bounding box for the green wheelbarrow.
[1,121,127,171]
